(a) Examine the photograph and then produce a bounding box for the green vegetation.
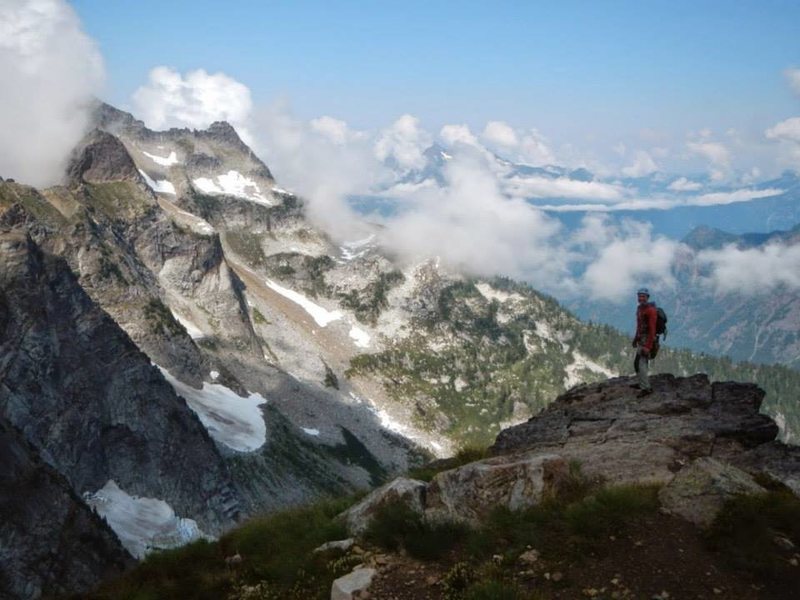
[143,298,187,338]
[87,498,353,600]
[0,181,66,225]
[83,182,154,220]
[346,279,579,446]
[363,498,468,560]
[226,229,267,267]
[323,363,339,389]
[338,269,405,325]
[347,276,800,446]
[251,307,268,325]
[707,489,800,575]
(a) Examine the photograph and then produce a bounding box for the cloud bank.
[0,0,104,187]
[133,66,253,141]
[125,66,799,303]
[697,243,800,294]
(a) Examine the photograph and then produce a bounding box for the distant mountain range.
[360,142,800,239]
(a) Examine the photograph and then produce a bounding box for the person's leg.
[636,350,651,391]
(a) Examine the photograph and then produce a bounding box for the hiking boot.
[637,388,654,398]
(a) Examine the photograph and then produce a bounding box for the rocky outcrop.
[425,453,568,523]
[0,417,132,600]
[491,374,790,489]
[67,129,143,185]
[344,478,427,535]
[0,232,242,536]
[658,457,766,527]
[342,454,569,534]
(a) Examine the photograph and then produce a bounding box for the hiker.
[632,287,657,397]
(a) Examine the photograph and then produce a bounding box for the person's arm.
[644,306,657,352]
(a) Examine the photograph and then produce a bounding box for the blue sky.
[72,0,799,141]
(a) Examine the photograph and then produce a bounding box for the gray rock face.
[491,374,786,489]
[67,129,143,185]
[0,416,132,600]
[658,457,766,527]
[0,233,242,535]
[330,567,376,600]
[425,453,568,523]
[343,477,427,535]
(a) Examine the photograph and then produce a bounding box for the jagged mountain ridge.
[2,102,800,597]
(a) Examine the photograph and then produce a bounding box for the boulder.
[331,567,376,600]
[425,453,568,523]
[658,457,766,527]
[342,478,426,535]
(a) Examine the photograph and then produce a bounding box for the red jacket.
[635,302,658,353]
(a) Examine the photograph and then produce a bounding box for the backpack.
[655,306,668,338]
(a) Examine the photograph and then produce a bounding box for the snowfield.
[84,480,209,558]
[193,170,272,206]
[139,169,176,195]
[159,368,268,452]
[142,150,180,166]
[264,278,343,327]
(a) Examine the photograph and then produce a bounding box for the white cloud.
[0,0,104,186]
[765,117,800,143]
[374,114,432,170]
[667,177,702,192]
[251,102,384,240]
[687,140,731,167]
[579,219,679,302]
[537,187,782,212]
[132,67,252,136]
[379,152,567,283]
[482,121,518,148]
[505,176,625,201]
[518,129,555,165]
[440,124,479,147]
[698,243,800,294]
[309,115,359,145]
[621,150,658,177]
[785,67,800,96]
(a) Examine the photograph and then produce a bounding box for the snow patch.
[264,278,343,326]
[142,150,179,166]
[170,309,206,340]
[564,352,616,389]
[210,370,220,381]
[139,169,176,195]
[159,368,267,452]
[349,326,371,348]
[163,202,215,235]
[193,170,272,206]
[84,480,209,559]
[301,427,320,436]
[475,282,523,304]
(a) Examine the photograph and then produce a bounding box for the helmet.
[637,287,650,297]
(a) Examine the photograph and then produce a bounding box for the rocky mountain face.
[0,416,132,600]
[2,102,799,597]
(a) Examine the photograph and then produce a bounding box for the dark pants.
[634,349,651,390]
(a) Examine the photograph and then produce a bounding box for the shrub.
[564,484,660,540]
[707,489,800,575]
[363,498,469,560]
[464,579,527,600]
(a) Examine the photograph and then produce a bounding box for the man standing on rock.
[633,287,657,397]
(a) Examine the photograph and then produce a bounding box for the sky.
[1,0,800,302]
[69,0,799,156]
